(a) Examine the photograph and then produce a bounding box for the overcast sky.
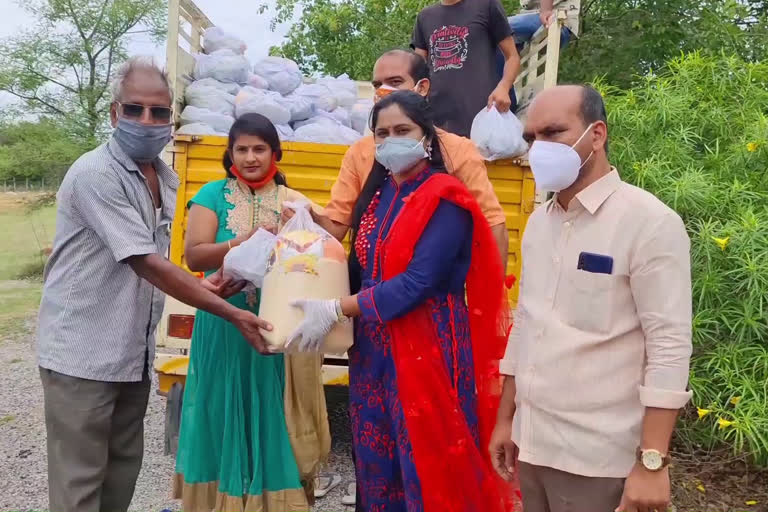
[0,0,293,107]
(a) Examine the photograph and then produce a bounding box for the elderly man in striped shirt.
[36,56,271,512]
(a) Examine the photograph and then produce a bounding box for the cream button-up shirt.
[501,169,693,478]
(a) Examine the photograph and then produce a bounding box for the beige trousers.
[518,462,625,512]
[40,368,150,512]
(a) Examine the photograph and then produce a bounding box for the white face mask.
[528,123,595,192]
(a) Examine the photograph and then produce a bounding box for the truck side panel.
[169,135,533,305]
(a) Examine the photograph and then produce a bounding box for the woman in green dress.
[174,113,330,512]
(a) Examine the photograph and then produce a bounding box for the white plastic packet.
[176,122,227,136]
[292,111,340,130]
[257,201,353,354]
[194,49,250,84]
[327,107,351,128]
[179,106,235,134]
[293,84,338,113]
[246,73,270,90]
[316,74,358,108]
[203,27,247,55]
[275,124,294,141]
[470,106,528,161]
[185,81,236,116]
[253,57,303,96]
[222,228,277,290]
[350,99,373,134]
[234,87,291,125]
[282,93,315,122]
[293,122,363,145]
[187,77,241,95]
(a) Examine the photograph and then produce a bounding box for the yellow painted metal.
[154,355,189,395]
[169,135,534,304]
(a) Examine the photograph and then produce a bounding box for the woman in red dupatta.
[290,92,519,512]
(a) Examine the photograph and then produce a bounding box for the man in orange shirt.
[316,49,509,266]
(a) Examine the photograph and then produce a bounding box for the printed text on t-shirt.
[429,25,470,72]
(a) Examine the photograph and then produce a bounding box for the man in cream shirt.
[490,85,693,512]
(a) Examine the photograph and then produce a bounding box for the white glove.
[287,299,338,351]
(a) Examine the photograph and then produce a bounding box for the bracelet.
[227,240,232,250]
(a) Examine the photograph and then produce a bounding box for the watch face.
[642,450,663,470]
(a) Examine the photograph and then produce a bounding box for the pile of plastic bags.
[177,26,372,145]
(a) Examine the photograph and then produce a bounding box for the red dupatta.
[380,173,520,512]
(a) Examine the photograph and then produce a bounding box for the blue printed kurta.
[350,168,479,512]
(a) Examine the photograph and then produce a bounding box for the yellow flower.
[697,408,711,419]
[746,500,758,506]
[718,417,735,430]
[712,236,730,251]
[730,396,742,405]
[696,484,706,493]
[746,142,759,152]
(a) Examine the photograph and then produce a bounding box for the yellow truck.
[155,0,579,426]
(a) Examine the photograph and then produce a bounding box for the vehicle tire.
[164,382,184,456]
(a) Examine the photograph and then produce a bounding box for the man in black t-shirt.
[412,0,521,137]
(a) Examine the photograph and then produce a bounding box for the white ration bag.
[234,87,291,125]
[194,49,250,84]
[175,122,227,136]
[257,201,353,354]
[327,107,351,128]
[293,122,363,145]
[317,74,358,108]
[253,57,303,95]
[282,93,315,122]
[350,99,373,134]
[222,228,278,289]
[187,78,241,96]
[203,27,247,55]
[293,84,338,113]
[246,73,270,90]
[470,106,528,161]
[179,106,235,134]
[275,124,294,141]
[185,81,236,116]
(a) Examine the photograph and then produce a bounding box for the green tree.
[0,0,165,142]
[267,0,519,79]
[0,119,94,183]
[559,0,768,87]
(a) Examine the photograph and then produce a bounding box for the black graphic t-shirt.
[412,0,512,137]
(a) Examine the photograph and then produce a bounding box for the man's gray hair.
[110,56,173,104]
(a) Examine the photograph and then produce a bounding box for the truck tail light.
[168,314,195,339]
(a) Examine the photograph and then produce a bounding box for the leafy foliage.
[0,0,166,140]
[266,0,519,79]
[601,52,768,464]
[0,119,95,183]
[560,0,768,87]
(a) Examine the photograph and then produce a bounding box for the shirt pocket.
[560,269,619,334]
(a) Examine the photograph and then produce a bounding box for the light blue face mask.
[375,136,429,175]
[113,117,173,163]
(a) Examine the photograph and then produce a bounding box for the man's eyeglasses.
[118,102,173,123]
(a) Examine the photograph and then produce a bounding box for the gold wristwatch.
[636,447,671,472]
[334,298,350,323]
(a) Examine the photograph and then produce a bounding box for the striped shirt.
[37,138,178,382]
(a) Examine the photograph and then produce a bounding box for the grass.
[0,192,57,339]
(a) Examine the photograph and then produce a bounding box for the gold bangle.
[227,240,232,250]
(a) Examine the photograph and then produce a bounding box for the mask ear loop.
[572,122,596,170]
[421,136,433,159]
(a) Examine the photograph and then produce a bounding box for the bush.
[599,52,768,465]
